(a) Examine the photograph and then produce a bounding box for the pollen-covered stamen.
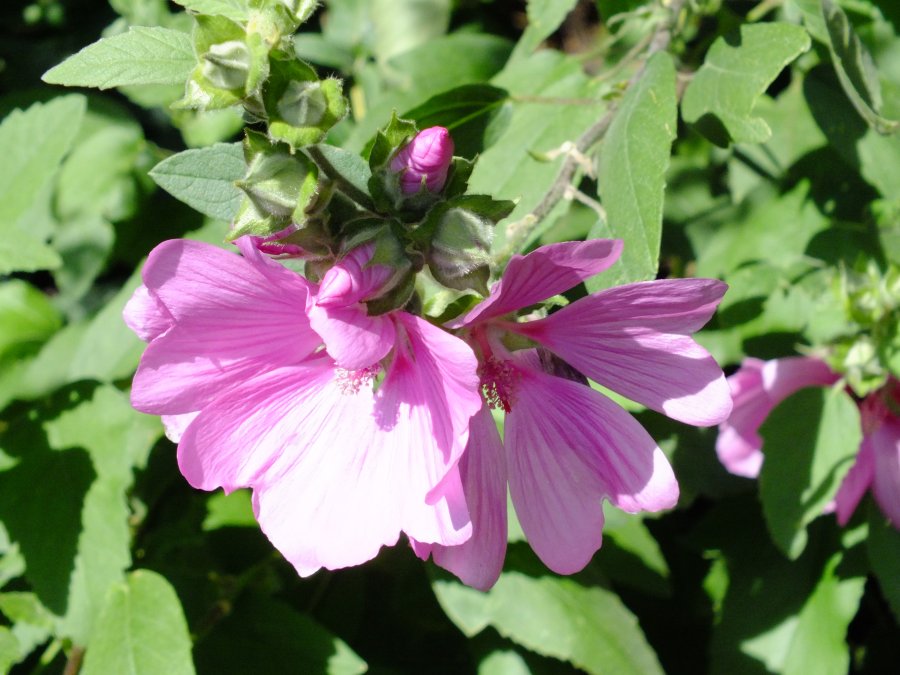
[478,357,520,413]
[335,364,382,395]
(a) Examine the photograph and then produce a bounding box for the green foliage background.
[1,0,899,673]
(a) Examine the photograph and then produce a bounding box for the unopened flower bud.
[389,127,454,194]
[202,40,251,91]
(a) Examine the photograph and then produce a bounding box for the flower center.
[478,357,520,413]
[335,364,382,395]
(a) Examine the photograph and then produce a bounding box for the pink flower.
[715,357,839,478]
[716,358,900,529]
[389,126,454,194]
[834,380,900,527]
[414,240,732,589]
[123,238,482,575]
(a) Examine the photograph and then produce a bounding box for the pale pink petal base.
[505,353,677,574]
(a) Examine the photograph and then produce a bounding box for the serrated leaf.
[682,23,811,146]
[590,51,676,288]
[173,0,249,21]
[81,570,195,675]
[821,0,899,134]
[759,386,861,559]
[433,552,664,675]
[42,27,195,90]
[150,142,245,221]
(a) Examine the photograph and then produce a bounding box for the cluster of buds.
[177,0,346,149]
[233,119,514,316]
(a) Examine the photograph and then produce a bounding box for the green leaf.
[0,96,86,274]
[511,0,579,60]
[0,280,62,363]
[203,490,256,530]
[343,33,513,152]
[401,84,510,158]
[56,122,145,223]
[0,266,146,412]
[42,27,196,90]
[708,497,865,675]
[81,570,195,675]
[150,142,245,221]
[691,181,828,278]
[467,49,605,253]
[433,551,664,675]
[682,23,811,146]
[0,628,18,673]
[758,386,861,559]
[194,595,366,674]
[0,592,55,663]
[821,0,899,134]
[173,0,249,21]
[369,0,450,63]
[305,144,373,208]
[867,502,900,622]
[589,51,677,288]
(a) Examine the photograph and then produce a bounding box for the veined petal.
[123,284,173,342]
[130,238,320,414]
[834,438,874,526]
[381,314,482,492]
[505,352,677,574]
[416,404,508,591]
[307,302,395,370]
[451,239,623,328]
[178,356,471,576]
[871,420,900,527]
[517,278,731,426]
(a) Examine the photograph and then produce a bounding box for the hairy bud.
[389,127,454,194]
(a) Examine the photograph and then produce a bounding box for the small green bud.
[277,80,327,127]
[202,40,251,90]
[427,207,494,295]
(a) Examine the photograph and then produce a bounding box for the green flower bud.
[202,40,251,91]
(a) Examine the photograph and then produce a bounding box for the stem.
[496,0,689,264]
[62,647,84,675]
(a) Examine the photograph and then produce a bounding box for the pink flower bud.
[389,126,454,194]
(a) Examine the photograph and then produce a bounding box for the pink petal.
[505,352,677,574]
[834,438,874,526]
[307,302,396,370]
[381,314,483,491]
[122,284,173,342]
[717,357,839,478]
[416,404,508,591]
[178,356,471,575]
[451,240,623,328]
[871,420,900,527]
[161,412,199,443]
[316,244,394,307]
[130,238,320,414]
[517,279,731,426]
